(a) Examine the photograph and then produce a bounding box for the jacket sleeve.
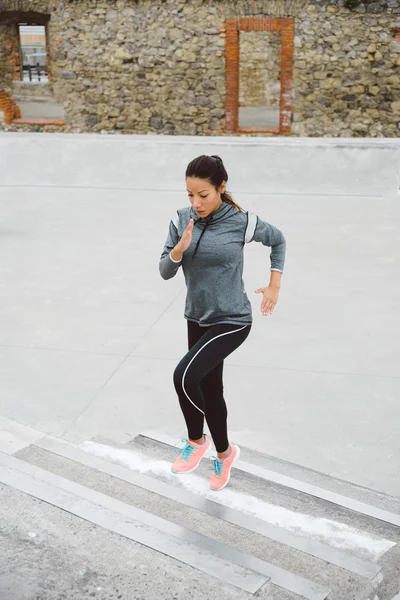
[159,214,182,280]
[247,214,286,273]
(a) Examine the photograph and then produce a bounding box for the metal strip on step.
[0,453,265,595]
[35,436,381,580]
[140,431,400,529]
[0,451,330,600]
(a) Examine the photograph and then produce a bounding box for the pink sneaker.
[171,436,211,474]
[210,445,240,491]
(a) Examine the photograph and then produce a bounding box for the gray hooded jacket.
[159,201,286,327]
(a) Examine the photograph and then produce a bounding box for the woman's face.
[186,177,226,219]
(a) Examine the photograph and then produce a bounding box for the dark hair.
[185,155,244,212]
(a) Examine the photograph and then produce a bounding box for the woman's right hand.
[176,218,194,254]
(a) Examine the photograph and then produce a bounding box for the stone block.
[351,86,365,94]
[391,101,400,114]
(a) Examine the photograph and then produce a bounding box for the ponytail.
[221,191,244,212]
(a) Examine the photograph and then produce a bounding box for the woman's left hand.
[254,285,280,316]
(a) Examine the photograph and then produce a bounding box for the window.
[18,23,48,82]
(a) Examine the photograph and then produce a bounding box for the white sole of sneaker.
[210,445,240,491]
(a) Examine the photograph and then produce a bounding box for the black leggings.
[173,320,252,453]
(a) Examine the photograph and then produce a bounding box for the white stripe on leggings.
[182,325,249,416]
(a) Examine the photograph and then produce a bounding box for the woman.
[159,155,286,491]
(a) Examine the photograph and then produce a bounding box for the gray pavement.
[0,132,399,599]
[0,483,255,600]
[0,133,399,496]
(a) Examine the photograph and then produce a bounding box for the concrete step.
[0,450,268,596]
[110,433,400,598]
[135,432,400,527]
[8,438,331,600]
[27,437,385,581]
[8,433,399,600]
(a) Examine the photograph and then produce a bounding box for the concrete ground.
[16,101,66,120]
[239,106,280,128]
[0,483,257,600]
[0,132,399,500]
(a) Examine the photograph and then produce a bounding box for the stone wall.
[309,0,398,11]
[51,0,229,134]
[0,0,399,136]
[292,3,400,136]
[0,18,18,89]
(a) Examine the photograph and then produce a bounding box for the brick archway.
[225,17,295,135]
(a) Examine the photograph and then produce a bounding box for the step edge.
[34,436,381,580]
[138,430,400,502]
[139,432,400,528]
[0,450,330,600]
[0,455,266,595]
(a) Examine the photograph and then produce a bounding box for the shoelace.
[173,437,192,452]
[212,456,223,477]
[179,439,195,462]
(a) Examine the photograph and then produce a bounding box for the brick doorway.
[0,11,51,82]
[225,18,294,135]
[0,11,64,126]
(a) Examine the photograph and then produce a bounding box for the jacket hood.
[189,201,239,260]
[190,201,238,226]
